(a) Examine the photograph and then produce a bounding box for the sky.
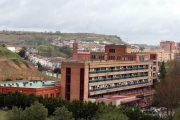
[0,0,180,45]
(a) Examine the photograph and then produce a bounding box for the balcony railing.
[89,81,149,92]
[89,67,148,74]
[89,74,148,83]
[153,63,156,65]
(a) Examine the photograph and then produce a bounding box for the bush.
[54,68,61,74]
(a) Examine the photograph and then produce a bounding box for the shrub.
[54,68,61,74]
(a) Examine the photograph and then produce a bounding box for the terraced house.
[61,44,158,108]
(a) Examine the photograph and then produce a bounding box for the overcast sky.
[0,0,180,45]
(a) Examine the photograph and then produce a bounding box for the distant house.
[6,45,15,52]
[15,47,21,53]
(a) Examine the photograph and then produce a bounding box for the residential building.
[61,44,158,108]
[6,45,15,52]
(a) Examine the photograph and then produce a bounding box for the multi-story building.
[62,45,158,108]
[160,41,175,52]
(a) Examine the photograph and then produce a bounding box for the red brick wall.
[61,64,89,101]
[0,86,61,98]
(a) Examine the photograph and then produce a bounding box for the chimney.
[17,84,19,87]
[42,82,45,84]
[30,83,32,86]
[4,84,6,86]
[23,83,26,87]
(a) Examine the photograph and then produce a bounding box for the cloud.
[0,0,180,45]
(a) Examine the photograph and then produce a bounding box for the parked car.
[150,107,159,113]
[143,109,158,114]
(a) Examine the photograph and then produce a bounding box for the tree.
[18,49,26,58]
[68,99,84,120]
[20,101,48,120]
[4,91,15,108]
[154,60,180,114]
[37,62,43,71]
[44,97,59,115]
[159,61,166,80]
[14,90,23,108]
[50,106,73,120]
[173,107,180,120]
[54,68,61,74]
[139,46,145,51]
[22,46,27,51]
[0,92,5,107]
[98,109,128,120]
[27,93,37,107]
[5,106,23,120]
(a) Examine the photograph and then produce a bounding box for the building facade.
[0,80,61,98]
[62,45,158,107]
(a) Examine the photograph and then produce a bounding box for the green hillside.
[0,31,126,47]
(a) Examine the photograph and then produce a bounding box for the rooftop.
[0,80,60,88]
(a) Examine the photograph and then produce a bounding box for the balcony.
[89,74,148,83]
[89,81,149,92]
[89,67,148,74]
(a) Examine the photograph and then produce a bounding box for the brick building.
[72,40,90,61]
[62,45,158,108]
[160,41,175,52]
[0,80,61,98]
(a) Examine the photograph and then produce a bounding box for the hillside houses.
[50,40,113,51]
[28,54,66,70]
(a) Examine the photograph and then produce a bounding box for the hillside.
[0,46,54,81]
[0,30,126,47]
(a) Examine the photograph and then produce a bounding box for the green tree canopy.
[159,61,166,80]
[20,101,48,120]
[139,46,145,51]
[5,106,23,120]
[50,106,73,120]
[54,68,61,74]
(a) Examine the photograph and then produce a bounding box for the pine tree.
[159,61,166,80]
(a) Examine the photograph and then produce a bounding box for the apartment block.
[62,45,158,108]
[160,41,175,52]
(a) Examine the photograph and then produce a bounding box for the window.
[109,49,115,53]
[109,56,115,60]
[91,55,93,59]
[44,94,48,98]
[51,93,54,97]
[56,93,59,98]
[103,56,104,59]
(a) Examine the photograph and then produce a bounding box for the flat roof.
[0,80,60,88]
[105,45,131,47]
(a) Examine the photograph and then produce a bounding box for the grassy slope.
[0,31,126,47]
[0,46,59,81]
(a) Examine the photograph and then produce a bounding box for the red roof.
[6,45,14,47]
[121,98,141,103]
